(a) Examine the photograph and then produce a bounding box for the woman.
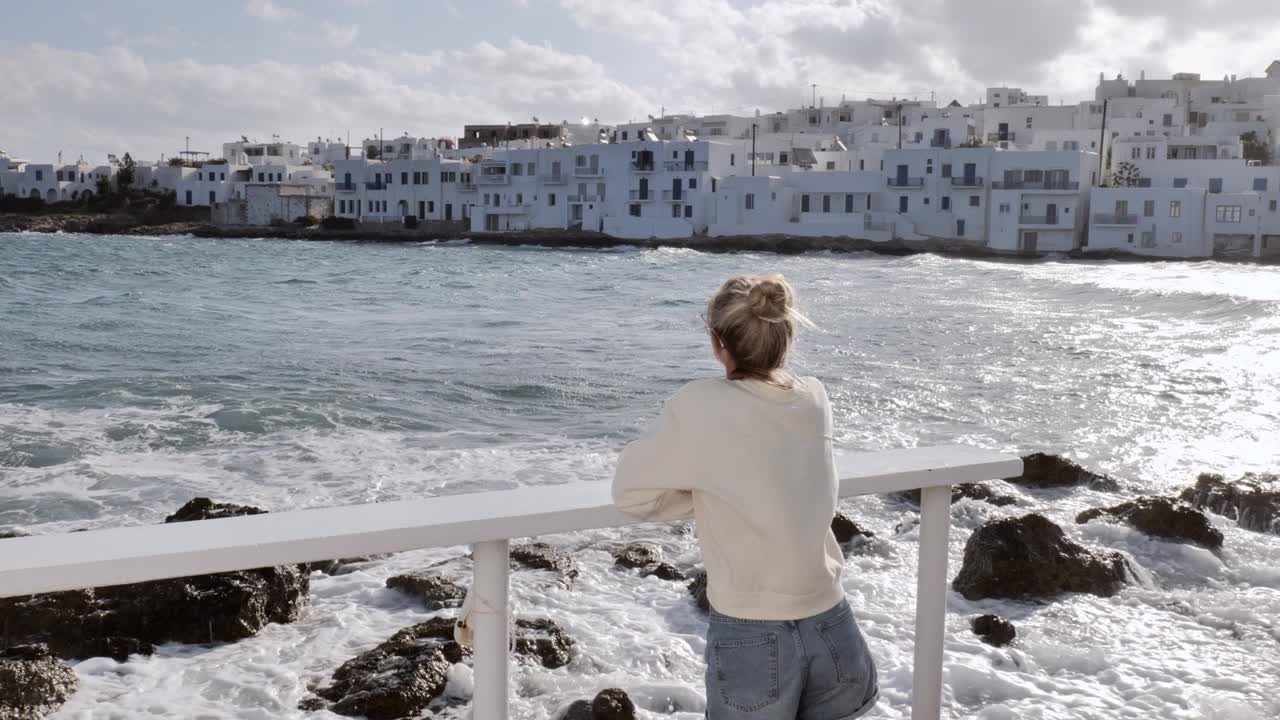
[612,274,879,720]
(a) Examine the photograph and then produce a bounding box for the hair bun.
[747,274,793,322]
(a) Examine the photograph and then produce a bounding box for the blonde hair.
[706,274,810,383]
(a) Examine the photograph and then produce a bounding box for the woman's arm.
[611,397,696,521]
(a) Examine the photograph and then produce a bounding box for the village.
[4,64,1280,259]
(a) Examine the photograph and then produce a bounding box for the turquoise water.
[2,233,1278,718]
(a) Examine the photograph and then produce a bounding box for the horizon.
[3,0,1279,164]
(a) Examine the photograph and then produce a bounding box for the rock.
[970,615,1016,647]
[309,617,464,720]
[511,542,579,582]
[0,499,309,661]
[563,699,595,720]
[1006,453,1120,491]
[0,530,30,540]
[831,512,875,543]
[687,570,710,612]
[951,514,1132,601]
[895,483,1019,507]
[164,497,267,523]
[514,618,574,669]
[385,574,466,610]
[613,542,662,570]
[1179,472,1280,535]
[0,644,78,720]
[308,557,386,576]
[591,688,637,720]
[1077,497,1224,551]
[641,562,684,581]
[561,689,636,720]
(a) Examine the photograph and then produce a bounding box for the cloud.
[244,0,297,21]
[0,40,655,162]
[322,22,359,48]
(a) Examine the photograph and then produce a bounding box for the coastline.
[2,212,1275,265]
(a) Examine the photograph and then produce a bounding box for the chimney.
[1140,69,1145,80]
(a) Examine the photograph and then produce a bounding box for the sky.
[3,0,1279,164]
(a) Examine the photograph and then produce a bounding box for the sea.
[1,232,1278,719]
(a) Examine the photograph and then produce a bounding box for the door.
[551,161,561,179]
[956,218,965,236]
[997,122,1009,141]
[895,164,909,185]
[672,177,682,201]
[639,177,649,199]
[1021,231,1038,252]
[684,149,695,170]
[898,196,908,213]
[418,201,425,220]
[1046,203,1058,224]
[963,163,976,183]
[445,203,453,221]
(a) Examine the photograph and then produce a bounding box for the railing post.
[912,484,951,720]
[471,539,510,720]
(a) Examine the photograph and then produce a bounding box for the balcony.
[1092,213,1137,225]
[660,190,685,202]
[0,445,1021,720]
[458,182,477,192]
[663,160,709,172]
[476,173,509,185]
[573,166,605,178]
[630,161,655,172]
[991,180,1080,191]
[950,176,984,188]
[567,195,599,203]
[335,182,357,192]
[888,177,925,188]
[629,189,654,202]
[541,174,567,185]
[929,138,952,149]
[1019,215,1062,225]
[987,132,1017,143]
[364,181,386,191]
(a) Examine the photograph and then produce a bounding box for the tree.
[117,153,136,191]
[1242,131,1272,165]
[365,146,380,160]
[1112,161,1141,187]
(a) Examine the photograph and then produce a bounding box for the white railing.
[0,445,1020,720]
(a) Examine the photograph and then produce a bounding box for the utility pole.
[1097,99,1108,185]
[811,84,818,108]
[897,104,903,150]
[751,123,757,177]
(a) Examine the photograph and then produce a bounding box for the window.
[845,194,854,213]
[801,194,810,212]
[1143,200,1154,217]
[672,204,681,218]
[969,196,980,207]
[822,194,831,213]
[684,205,693,218]
[1146,147,1156,159]
[629,203,641,217]
[621,131,628,140]
[511,164,522,177]
[1170,200,1181,218]
[941,164,951,178]
[1115,200,1129,216]
[956,219,965,236]
[779,152,789,164]
[1172,232,1183,244]
[1209,178,1223,194]
[401,172,408,185]
[220,173,226,181]
[1141,231,1155,248]
[367,200,373,212]
[1131,147,1141,160]
[730,154,735,166]
[209,191,216,204]
[826,162,835,170]
[1215,205,1242,223]
[745,193,755,210]
[999,203,1010,214]
[1253,178,1269,192]
[1163,113,1173,127]
[1026,116,1033,129]
[35,170,43,181]
[197,173,202,181]
[548,193,556,206]
[1173,178,1187,188]
[258,173,265,182]
[924,197,930,205]
[898,196,908,213]
[941,196,951,210]
[516,193,523,205]
[428,201,435,213]
[689,178,697,189]
[1271,200,1278,212]
[483,193,491,206]
[1126,233,1134,244]
[412,172,420,184]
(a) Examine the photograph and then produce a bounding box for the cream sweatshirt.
[612,376,845,621]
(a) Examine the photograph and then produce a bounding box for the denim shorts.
[705,599,879,720]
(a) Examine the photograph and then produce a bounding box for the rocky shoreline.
[5,212,1278,264]
[1,455,1276,718]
